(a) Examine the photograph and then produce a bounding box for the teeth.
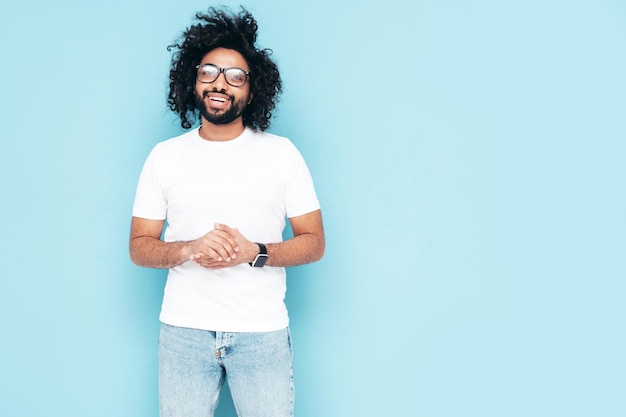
[210,97,226,102]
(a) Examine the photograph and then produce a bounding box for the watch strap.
[249,242,268,267]
[256,242,267,255]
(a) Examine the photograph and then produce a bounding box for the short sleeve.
[284,142,320,218]
[132,146,167,220]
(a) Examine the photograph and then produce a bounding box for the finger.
[200,244,230,262]
[194,257,230,269]
[210,242,234,261]
[192,254,220,265]
[191,253,213,261]
[209,232,240,257]
[215,224,239,244]
[215,222,230,231]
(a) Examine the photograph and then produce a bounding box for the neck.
[198,118,246,142]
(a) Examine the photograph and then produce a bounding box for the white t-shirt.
[132,127,320,332]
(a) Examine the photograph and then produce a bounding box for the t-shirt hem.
[287,203,321,219]
[159,314,289,333]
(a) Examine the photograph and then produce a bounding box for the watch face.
[253,254,269,267]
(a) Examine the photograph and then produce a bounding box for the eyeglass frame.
[195,64,251,87]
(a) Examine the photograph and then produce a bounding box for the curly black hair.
[167,6,282,131]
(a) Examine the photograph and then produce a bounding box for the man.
[129,7,324,417]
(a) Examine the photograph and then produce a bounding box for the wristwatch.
[249,243,268,267]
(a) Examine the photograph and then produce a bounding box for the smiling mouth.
[204,91,231,103]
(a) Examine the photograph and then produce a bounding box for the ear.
[248,93,254,105]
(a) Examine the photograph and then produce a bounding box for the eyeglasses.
[195,64,250,87]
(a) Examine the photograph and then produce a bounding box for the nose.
[211,71,229,90]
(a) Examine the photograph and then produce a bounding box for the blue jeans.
[158,323,294,417]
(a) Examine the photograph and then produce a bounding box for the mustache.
[203,89,233,100]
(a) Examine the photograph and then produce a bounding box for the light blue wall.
[1,1,624,416]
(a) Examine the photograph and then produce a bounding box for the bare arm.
[266,209,325,267]
[192,210,325,269]
[129,217,240,269]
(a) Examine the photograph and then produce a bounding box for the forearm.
[129,236,191,269]
[177,211,325,270]
[265,232,325,267]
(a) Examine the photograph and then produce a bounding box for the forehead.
[200,48,249,70]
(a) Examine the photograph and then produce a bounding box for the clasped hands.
[187,223,257,269]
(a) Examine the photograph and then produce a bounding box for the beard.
[195,89,249,125]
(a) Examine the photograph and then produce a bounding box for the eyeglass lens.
[197,65,248,87]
